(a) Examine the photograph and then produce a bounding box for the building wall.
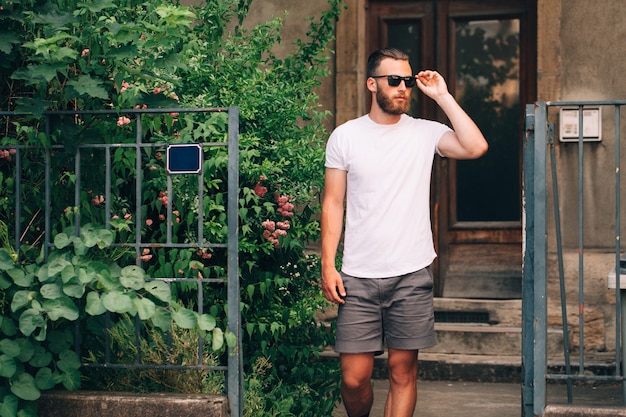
[539,0,626,353]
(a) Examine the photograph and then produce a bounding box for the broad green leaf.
[102,291,133,313]
[61,265,77,284]
[0,340,19,358]
[62,279,85,298]
[0,273,11,290]
[133,297,155,320]
[57,350,81,372]
[211,328,224,351]
[144,280,170,302]
[66,75,109,100]
[150,308,172,331]
[10,291,33,312]
[197,314,216,331]
[119,265,145,290]
[18,309,45,338]
[15,339,35,363]
[7,269,32,288]
[0,394,18,417]
[10,372,40,401]
[60,368,81,391]
[85,292,107,316]
[35,367,56,390]
[0,250,15,270]
[225,331,237,348]
[53,233,71,249]
[0,355,16,378]
[28,347,52,368]
[172,307,196,329]
[40,283,63,300]
[42,297,79,321]
[0,317,17,337]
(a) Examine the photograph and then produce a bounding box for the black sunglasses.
[371,75,416,88]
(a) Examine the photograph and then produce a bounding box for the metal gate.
[0,107,242,417]
[523,101,625,416]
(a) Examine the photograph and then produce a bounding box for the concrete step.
[544,405,626,417]
[426,323,564,357]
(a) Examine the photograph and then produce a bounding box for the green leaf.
[0,340,19,358]
[10,372,40,401]
[0,394,18,417]
[35,367,56,390]
[60,368,81,391]
[211,327,224,351]
[53,233,71,249]
[15,339,35,363]
[133,297,155,320]
[102,291,133,313]
[66,75,109,100]
[40,283,63,300]
[85,292,107,316]
[17,309,45,338]
[197,314,216,331]
[119,265,145,290]
[28,347,52,368]
[150,308,172,331]
[10,291,33,312]
[0,355,16,378]
[42,297,79,321]
[171,307,196,329]
[57,350,81,372]
[225,331,237,348]
[0,250,15,270]
[7,269,32,288]
[144,280,170,302]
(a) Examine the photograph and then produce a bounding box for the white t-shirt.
[325,114,451,278]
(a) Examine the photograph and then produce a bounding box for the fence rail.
[0,107,242,417]
[523,101,625,417]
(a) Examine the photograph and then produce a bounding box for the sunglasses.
[371,75,416,88]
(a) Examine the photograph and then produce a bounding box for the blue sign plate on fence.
[166,144,202,174]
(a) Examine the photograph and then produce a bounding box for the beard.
[376,89,410,115]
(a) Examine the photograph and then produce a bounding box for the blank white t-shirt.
[325,114,451,278]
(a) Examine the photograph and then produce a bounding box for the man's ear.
[366,77,377,93]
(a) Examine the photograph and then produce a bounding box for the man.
[321,48,488,417]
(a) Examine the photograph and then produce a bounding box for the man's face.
[372,58,413,115]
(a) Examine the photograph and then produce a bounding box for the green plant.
[0,0,344,415]
[0,222,227,417]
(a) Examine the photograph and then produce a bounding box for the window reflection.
[455,19,521,222]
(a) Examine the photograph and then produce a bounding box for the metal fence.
[523,101,625,416]
[0,107,242,416]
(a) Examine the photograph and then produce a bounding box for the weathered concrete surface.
[38,391,229,417]
[544,405,626,417]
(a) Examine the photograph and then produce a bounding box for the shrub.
[0,1,343,416]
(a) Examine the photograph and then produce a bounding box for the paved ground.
[333,379,624,417]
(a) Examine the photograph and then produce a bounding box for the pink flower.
[117,116,131,127]
[277,220,290,230]
[146,219,153,226]
[140,254,152,262]
[262,220,275,231]
[254,183,268,197]
[159,214,165,221]
[124,213,131,220]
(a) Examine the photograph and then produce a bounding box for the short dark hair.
[366,48,410,77]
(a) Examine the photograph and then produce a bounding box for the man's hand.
[321,268,346,304]
[415,70,449,100]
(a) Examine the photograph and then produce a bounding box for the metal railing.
[523,101,625,416]
[0,107,242,416]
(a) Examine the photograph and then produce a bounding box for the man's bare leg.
[383,348,419,417]
[340,352,375,417]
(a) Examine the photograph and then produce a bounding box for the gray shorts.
[334,268,437,355]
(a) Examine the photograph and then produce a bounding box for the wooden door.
[368,0,537,298]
